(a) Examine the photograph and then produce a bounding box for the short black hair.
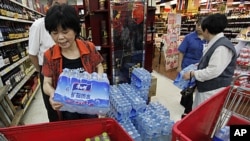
[201,13,227,35]
[45,4,80,37]
[196,16,205,26]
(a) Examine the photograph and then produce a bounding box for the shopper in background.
[177,17,206,118]
[183,13,237,109]
[28,0,68,122]
[42,4,104,121]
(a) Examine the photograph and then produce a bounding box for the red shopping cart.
[172,74,250,141]
[0,118,133,141]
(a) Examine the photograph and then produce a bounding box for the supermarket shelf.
[0,38,29,47]
[8,66,36,99]
[0,15,33,23]
[10,0,45,16]
[0,56,29,77]
[10,82,40,126]
[235,38,250,42]
[23,81,40,112]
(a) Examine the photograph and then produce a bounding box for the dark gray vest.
[196,37,237,92]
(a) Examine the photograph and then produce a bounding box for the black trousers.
[62,111,98,120]
[40,66,59,122]
[180,94,193,114]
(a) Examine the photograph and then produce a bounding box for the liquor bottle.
[0,49,5,68]
[101,20,108,45]
[0,25,4,42]
[99,0,106,10]
[17,43,25,58]
[87,27,92,42]
[2,47,10,66]
[80,23,86,39]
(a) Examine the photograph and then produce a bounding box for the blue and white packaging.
[53,69,110,115]
[173,64,197,90]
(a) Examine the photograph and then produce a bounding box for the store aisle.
[22,70,183,125]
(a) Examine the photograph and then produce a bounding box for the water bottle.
[85,138,91,141]
[213,126,230,141]
[54,68,70,99]
[100,132,110,141]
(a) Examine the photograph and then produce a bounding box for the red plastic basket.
[172,86,250,141]
[0,118,133,141]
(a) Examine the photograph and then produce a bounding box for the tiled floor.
[22,70,183,125]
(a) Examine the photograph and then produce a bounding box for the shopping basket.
[0,118,133,141]
[172,74,250,141]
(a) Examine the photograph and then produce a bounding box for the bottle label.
[0,29,3,41]
[53,70,110,115]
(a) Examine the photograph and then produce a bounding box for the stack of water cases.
[53,68,110,116]
[135,102,174,141]
[108,68,175,141]
[131,68,152,101]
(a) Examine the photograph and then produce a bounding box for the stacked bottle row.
[114,102,174,141]
[109,86,132,121]
[2,66,26,92]
[119,119,142,141]
[0,21,29,42]
[108,67,152,121]
[133,102,174,141]
[225,17,250,41]
[53,69,110,116]
[0,0,36,20]
[0,41,27,69]
[108,84,147,121]
[131,68,152,101]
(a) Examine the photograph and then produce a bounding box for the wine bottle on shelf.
[99,0,106,10]
[0,25,4,42]
[0,49,5,68]
[80,23,86,39]
[2,47,10,67]
[101,20,108,45]
[87,27,92,42]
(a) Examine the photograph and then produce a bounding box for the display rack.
[154,21,166,37]
[0,0,42,127]
[180,18,196,36]
[234,38,250,77]
[83,0,155,84]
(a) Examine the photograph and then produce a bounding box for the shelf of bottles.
[0,0,44,21]
[83,0,111,82]
[0,41,28,73]
[180,18,196,36]
[224,17,250,44]
[0,0,42,90]
[7,65,35,99]
[154,22,166,36]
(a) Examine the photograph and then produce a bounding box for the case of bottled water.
[53,68,110,115]
[173,64,197,89]
[135,102,174,141]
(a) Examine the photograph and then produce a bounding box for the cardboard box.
[149,75,157,97]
